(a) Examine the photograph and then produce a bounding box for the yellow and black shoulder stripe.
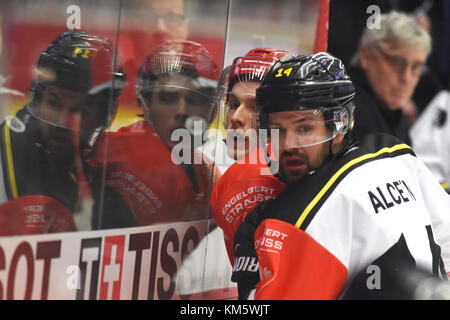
[254,134,415,231]
[0,118,19,200]
[294,142,413,230]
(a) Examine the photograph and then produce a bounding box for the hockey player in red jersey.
[233,53,450,299]
[219,48,294,162]
[90,40,220,226]
[0,30,133,235]
[209,48,294,263]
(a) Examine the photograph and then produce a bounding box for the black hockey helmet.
[30,29,127,129]
[256,52,356,147]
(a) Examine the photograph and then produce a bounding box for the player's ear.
[331,133,346,154]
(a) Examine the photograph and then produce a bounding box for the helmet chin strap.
[328,139,334,160]
[259,129,279,177]
[138,94,157,130]
[328,132,356,162]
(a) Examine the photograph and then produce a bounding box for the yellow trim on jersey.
[295,143,412,229]
[69,172,77,183]
[4,118,18,199]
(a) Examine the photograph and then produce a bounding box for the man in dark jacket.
[349,66,413,145]
[349,11,431,145]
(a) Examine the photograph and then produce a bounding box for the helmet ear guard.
[332,101,355,135]
[331,107,349,135]
[343,99,356,132]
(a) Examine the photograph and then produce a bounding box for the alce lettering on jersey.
[368,180,416,214]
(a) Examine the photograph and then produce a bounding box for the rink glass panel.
[0,0,319,300]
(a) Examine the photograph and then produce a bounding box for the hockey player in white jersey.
[232,52,450,299]
[411,90,450,193]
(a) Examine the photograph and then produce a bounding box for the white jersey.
[233,133,450,299]
[307,150,450,298]
[411,90,450,187]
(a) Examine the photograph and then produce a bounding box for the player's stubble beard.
[279,142,330,185]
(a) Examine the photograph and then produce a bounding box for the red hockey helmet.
[228,48,294,92]
[136,40,220,137]
[136,39,219,97]
[219,48,294,128]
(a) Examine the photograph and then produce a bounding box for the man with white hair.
[349,11,432,145]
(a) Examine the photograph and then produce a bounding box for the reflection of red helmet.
[136,39,219,95]
[136,40,220,136]
[227,48,294,92]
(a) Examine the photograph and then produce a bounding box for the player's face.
[36,86,100,163]
[144,73,211,150]
[225,81,260,160]
[360,43,427,110]
[269,110,340,185]
[127,0,189,44]
[149,0,188,42]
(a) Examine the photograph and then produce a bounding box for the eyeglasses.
[146,11,186,29]
[376,47,428,77]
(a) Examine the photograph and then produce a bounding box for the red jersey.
[90,120,213,226]
[0,195,76,236]
[210,147,286,264]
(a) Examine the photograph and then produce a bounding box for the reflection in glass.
[0,0,324,300]
[0,29,132,235]
[91,40,219,226]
